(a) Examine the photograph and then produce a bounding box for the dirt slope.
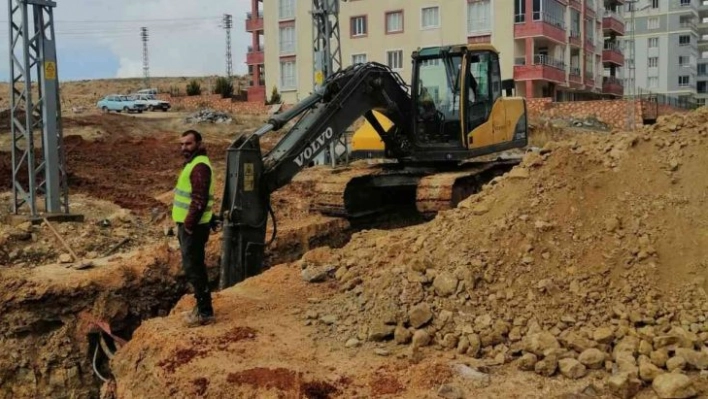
[108,109,708,398]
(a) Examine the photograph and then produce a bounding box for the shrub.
[186,80,201,96]
[214,77,234,99]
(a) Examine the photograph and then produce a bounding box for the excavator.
[218,43,528,288]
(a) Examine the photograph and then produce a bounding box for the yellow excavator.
[219,43,528,286]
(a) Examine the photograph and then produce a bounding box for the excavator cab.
[351,44,527,162]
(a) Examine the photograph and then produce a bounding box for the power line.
[0,16,222,24]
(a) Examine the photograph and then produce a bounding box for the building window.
[648,57,658,67]
[680,0,691,5]
[647,76,658,88]
[514,0,526,23]
[280,60,296,90]
[421,6,439,29]
[648,37,658,48]
[279,26,295,55]
[467,0,491,35]
[652,0,659,8]
[387,49,403,70]
[679,35,691,46]
[279,0,295,20]
[678,75,690,86]
[386,11,403,33]
[352,53,367,65]
[679,56,690,67]
[648,17,659,29]
[351,16,367,37]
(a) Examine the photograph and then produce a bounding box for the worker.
[173,129,216,327]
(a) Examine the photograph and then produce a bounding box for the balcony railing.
[514,55,566,70]
[603,10,624,24]
[604,41,622,52]
[531,12,567,30]
[570,66,581,76]
[603,76,621,85]
[247,44,265,52]
[680,21,697,31]
[246,10,264,19]
[570,30,581,39]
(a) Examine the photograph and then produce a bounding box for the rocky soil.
[108,108,708,399]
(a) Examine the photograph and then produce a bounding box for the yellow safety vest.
[172,155,215,224]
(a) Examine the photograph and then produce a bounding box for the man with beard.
[173,129,216,327]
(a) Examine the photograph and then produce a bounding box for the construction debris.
[184,108,233,124]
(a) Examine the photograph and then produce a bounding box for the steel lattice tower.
[7,0,69,217]
[141,27,149,87]
[223,14,233,78]
[311,0,347,167]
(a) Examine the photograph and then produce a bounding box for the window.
[652,0,658,8]
[648,77,659,88]
[648,37,658,48]
[679,35,691,46]
[352,53,367,65]
[280,60,296,90]
[514,0,526,23]
[467,0,491,34]
[421,6,439,29]
[679,75,690,86]
[386,11,403,33]
[680,0,691,5]
[279,0,295,20]
[648,57,658,67]
[648,17,659,29]
[679,56,690,67]
[351,16,367,36]
[279,26,295,55]
[387,49,403,70]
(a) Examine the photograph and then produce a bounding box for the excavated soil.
[108,109,708,399]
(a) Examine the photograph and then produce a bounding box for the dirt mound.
[295,109,708,396]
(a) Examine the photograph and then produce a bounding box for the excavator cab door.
[460,51,503,150]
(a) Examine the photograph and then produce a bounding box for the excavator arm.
[219,62,412,288]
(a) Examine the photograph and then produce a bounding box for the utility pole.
[7,0,75,219]
[311,0,347,167]
[223,13,233,78]
[141,27,150,88]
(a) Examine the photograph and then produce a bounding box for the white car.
[132,93,171,112]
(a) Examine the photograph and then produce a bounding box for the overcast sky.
[0,0,253,81]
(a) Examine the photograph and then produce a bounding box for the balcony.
[514,12,567,44]
[586,0,596,18]
[513,54,567,83]
[569,29,582,47]
[680,20,698,33]
[569,0,582,11]
[603,42,624,66]
[602,76,624,96]
[602,11,625,36]
[246,10,264,32]
[569,66,583,86]
[585,71,595,87]
[247,45,264,65]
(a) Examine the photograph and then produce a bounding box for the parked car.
[133,93,171,112]
[96,95,147,114]
[136,88,158,95]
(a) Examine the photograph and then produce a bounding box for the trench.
[0,167,505,399]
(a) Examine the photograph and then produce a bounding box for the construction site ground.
[2,102,708,399]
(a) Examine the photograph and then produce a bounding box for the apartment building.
[621,0,699,102]
[257,0,625,104]
[245,0,266,102]
[698,0,708,105]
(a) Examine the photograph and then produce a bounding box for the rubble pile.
[184,108,233,124]
[300,109,708,398]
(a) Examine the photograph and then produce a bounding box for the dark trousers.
[177,223,213,316]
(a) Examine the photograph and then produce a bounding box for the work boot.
[183,307,215,328]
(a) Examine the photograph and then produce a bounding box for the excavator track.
[305,158,521,220]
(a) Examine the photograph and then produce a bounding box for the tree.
[269,85,281,105]
[214,76,234,99]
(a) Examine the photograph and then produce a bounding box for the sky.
[0,0,253,81]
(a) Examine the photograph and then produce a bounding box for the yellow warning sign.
[44,61,56,80]
[244,163,254,192]
[314,70,324,86]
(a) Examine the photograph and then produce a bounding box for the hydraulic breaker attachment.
[219,134,269,289]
